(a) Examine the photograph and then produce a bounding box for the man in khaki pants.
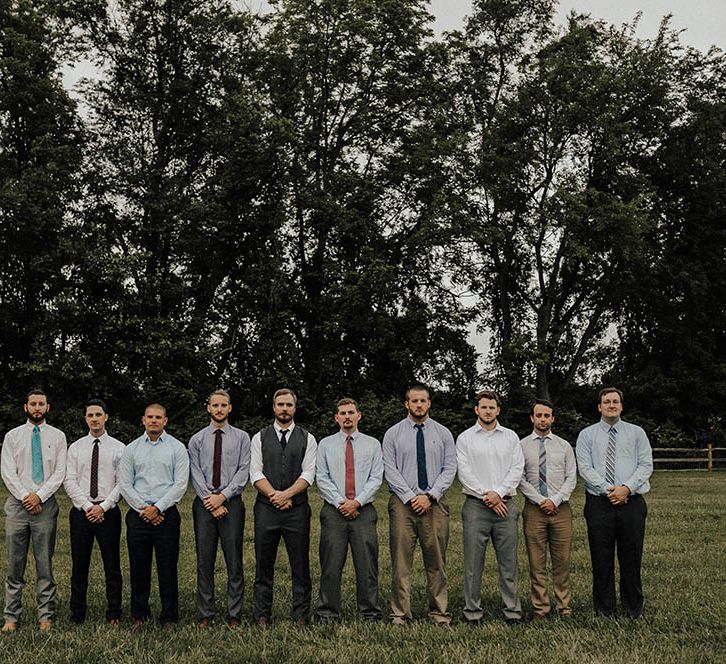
[519,399,577,619]
[382,384,456,625]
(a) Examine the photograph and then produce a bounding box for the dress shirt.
[249,421,317,486]
[64,432,125,512]
[456,421,524,499]
[576,419,653,496]
[316,430,383,508]
[519,431,577,507]
[383,417,456,505]
[1,421,67,503]
[119,431,189,513]
[188,423,251,500]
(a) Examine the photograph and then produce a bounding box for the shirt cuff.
[250,471,266,485]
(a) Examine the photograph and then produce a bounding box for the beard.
[27,412,46,424]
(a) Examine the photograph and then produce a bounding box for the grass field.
[0,471,724,663]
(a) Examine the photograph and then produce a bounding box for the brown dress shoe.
[197,618,211,629]
[39,621,52,632]
[227,618,240,629]
[1,622,17,633]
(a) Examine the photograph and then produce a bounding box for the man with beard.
[576,387,653,619]
[188,389,250,628]
[519,399,577,619]
[315,398,383,623]
[120,403,189,629]
[250,388,317,626]
[64,398,125,625]
[456,390,524,625]
[1,389,67,632]
[382,384,456,626]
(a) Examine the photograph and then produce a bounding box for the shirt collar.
[599,419,621,432]
[209,422,231,435]
[407,417,428,428]
[143,431,167,445]
[274,421,296,435]
[88,431,109,443]
[475,421,503,435]
[25,420,46,430]
[531,431,552,441]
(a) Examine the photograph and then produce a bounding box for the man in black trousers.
[250,388,317,626]
[64,399,125,625]
[576,387,653,618]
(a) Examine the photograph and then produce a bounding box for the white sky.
[429,0,726,51]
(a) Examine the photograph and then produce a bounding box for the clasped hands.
[483,491,508,517]
[607,484,630,506]
[539,499,558,515]
[140,505,165,525]
[203,493,229,519]
[22,492,42,515]
[268,489,293,511]
[337,498,361,520]
[409,494,433,515]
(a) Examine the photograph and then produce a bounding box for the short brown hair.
[208,389,231,404]
[530,398,554,415]
[335,398,359,413]
[405,383,431,401]
[272,388,297,405]
[475,390,501,407]
[26,388,47,402]
[598,387,623,404]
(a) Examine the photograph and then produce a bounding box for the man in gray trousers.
[188,389,251,628]
[456,390,525,625]
[1,389,67,632]
[315,398,383,622]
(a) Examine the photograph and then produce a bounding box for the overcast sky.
[429,0,726,51]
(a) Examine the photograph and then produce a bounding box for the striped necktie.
[605,427,617,484]
[538,437,548,496]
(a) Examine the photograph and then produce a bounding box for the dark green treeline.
[1,0,724,446]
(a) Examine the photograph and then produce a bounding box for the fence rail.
[653,444,725,470]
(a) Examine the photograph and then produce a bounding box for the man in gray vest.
[250,388,317,626]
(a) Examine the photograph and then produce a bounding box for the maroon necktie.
[344,435,355,500]
[212,429,222,490]
[90,439,100,499]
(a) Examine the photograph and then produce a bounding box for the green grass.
[0,471,724,663]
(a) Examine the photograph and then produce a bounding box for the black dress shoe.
[505,618,523,625]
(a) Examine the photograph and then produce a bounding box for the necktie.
[345,435,355,500]
[31,425,44,485]
[280,429,288,451]
[538,437,548,497]
[415,424,428,491]
[212,429,222,490]
[90,438,100,499]
[605,427,617,484]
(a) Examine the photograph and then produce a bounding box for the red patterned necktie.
[344,435,355,500]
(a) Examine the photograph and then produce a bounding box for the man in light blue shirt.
[316,398,383,622]
[120,403,189,629]
[576,387,653,618]
[383,384,457,625]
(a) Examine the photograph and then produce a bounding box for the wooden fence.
[653,444,725,470]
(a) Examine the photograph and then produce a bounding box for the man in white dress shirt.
[519,399,577,619]
[64,398,125,625]
[456,390,524,625]
[1,389,67,632]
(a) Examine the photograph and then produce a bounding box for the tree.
[451,2,677,406]
[253,0,478,408]
[0,0,85,428]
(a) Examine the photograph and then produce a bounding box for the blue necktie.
[415,424,428,491]
[538,437,548,497]
[31,425,44,485]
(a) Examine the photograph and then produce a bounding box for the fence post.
[708,443,713,472]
